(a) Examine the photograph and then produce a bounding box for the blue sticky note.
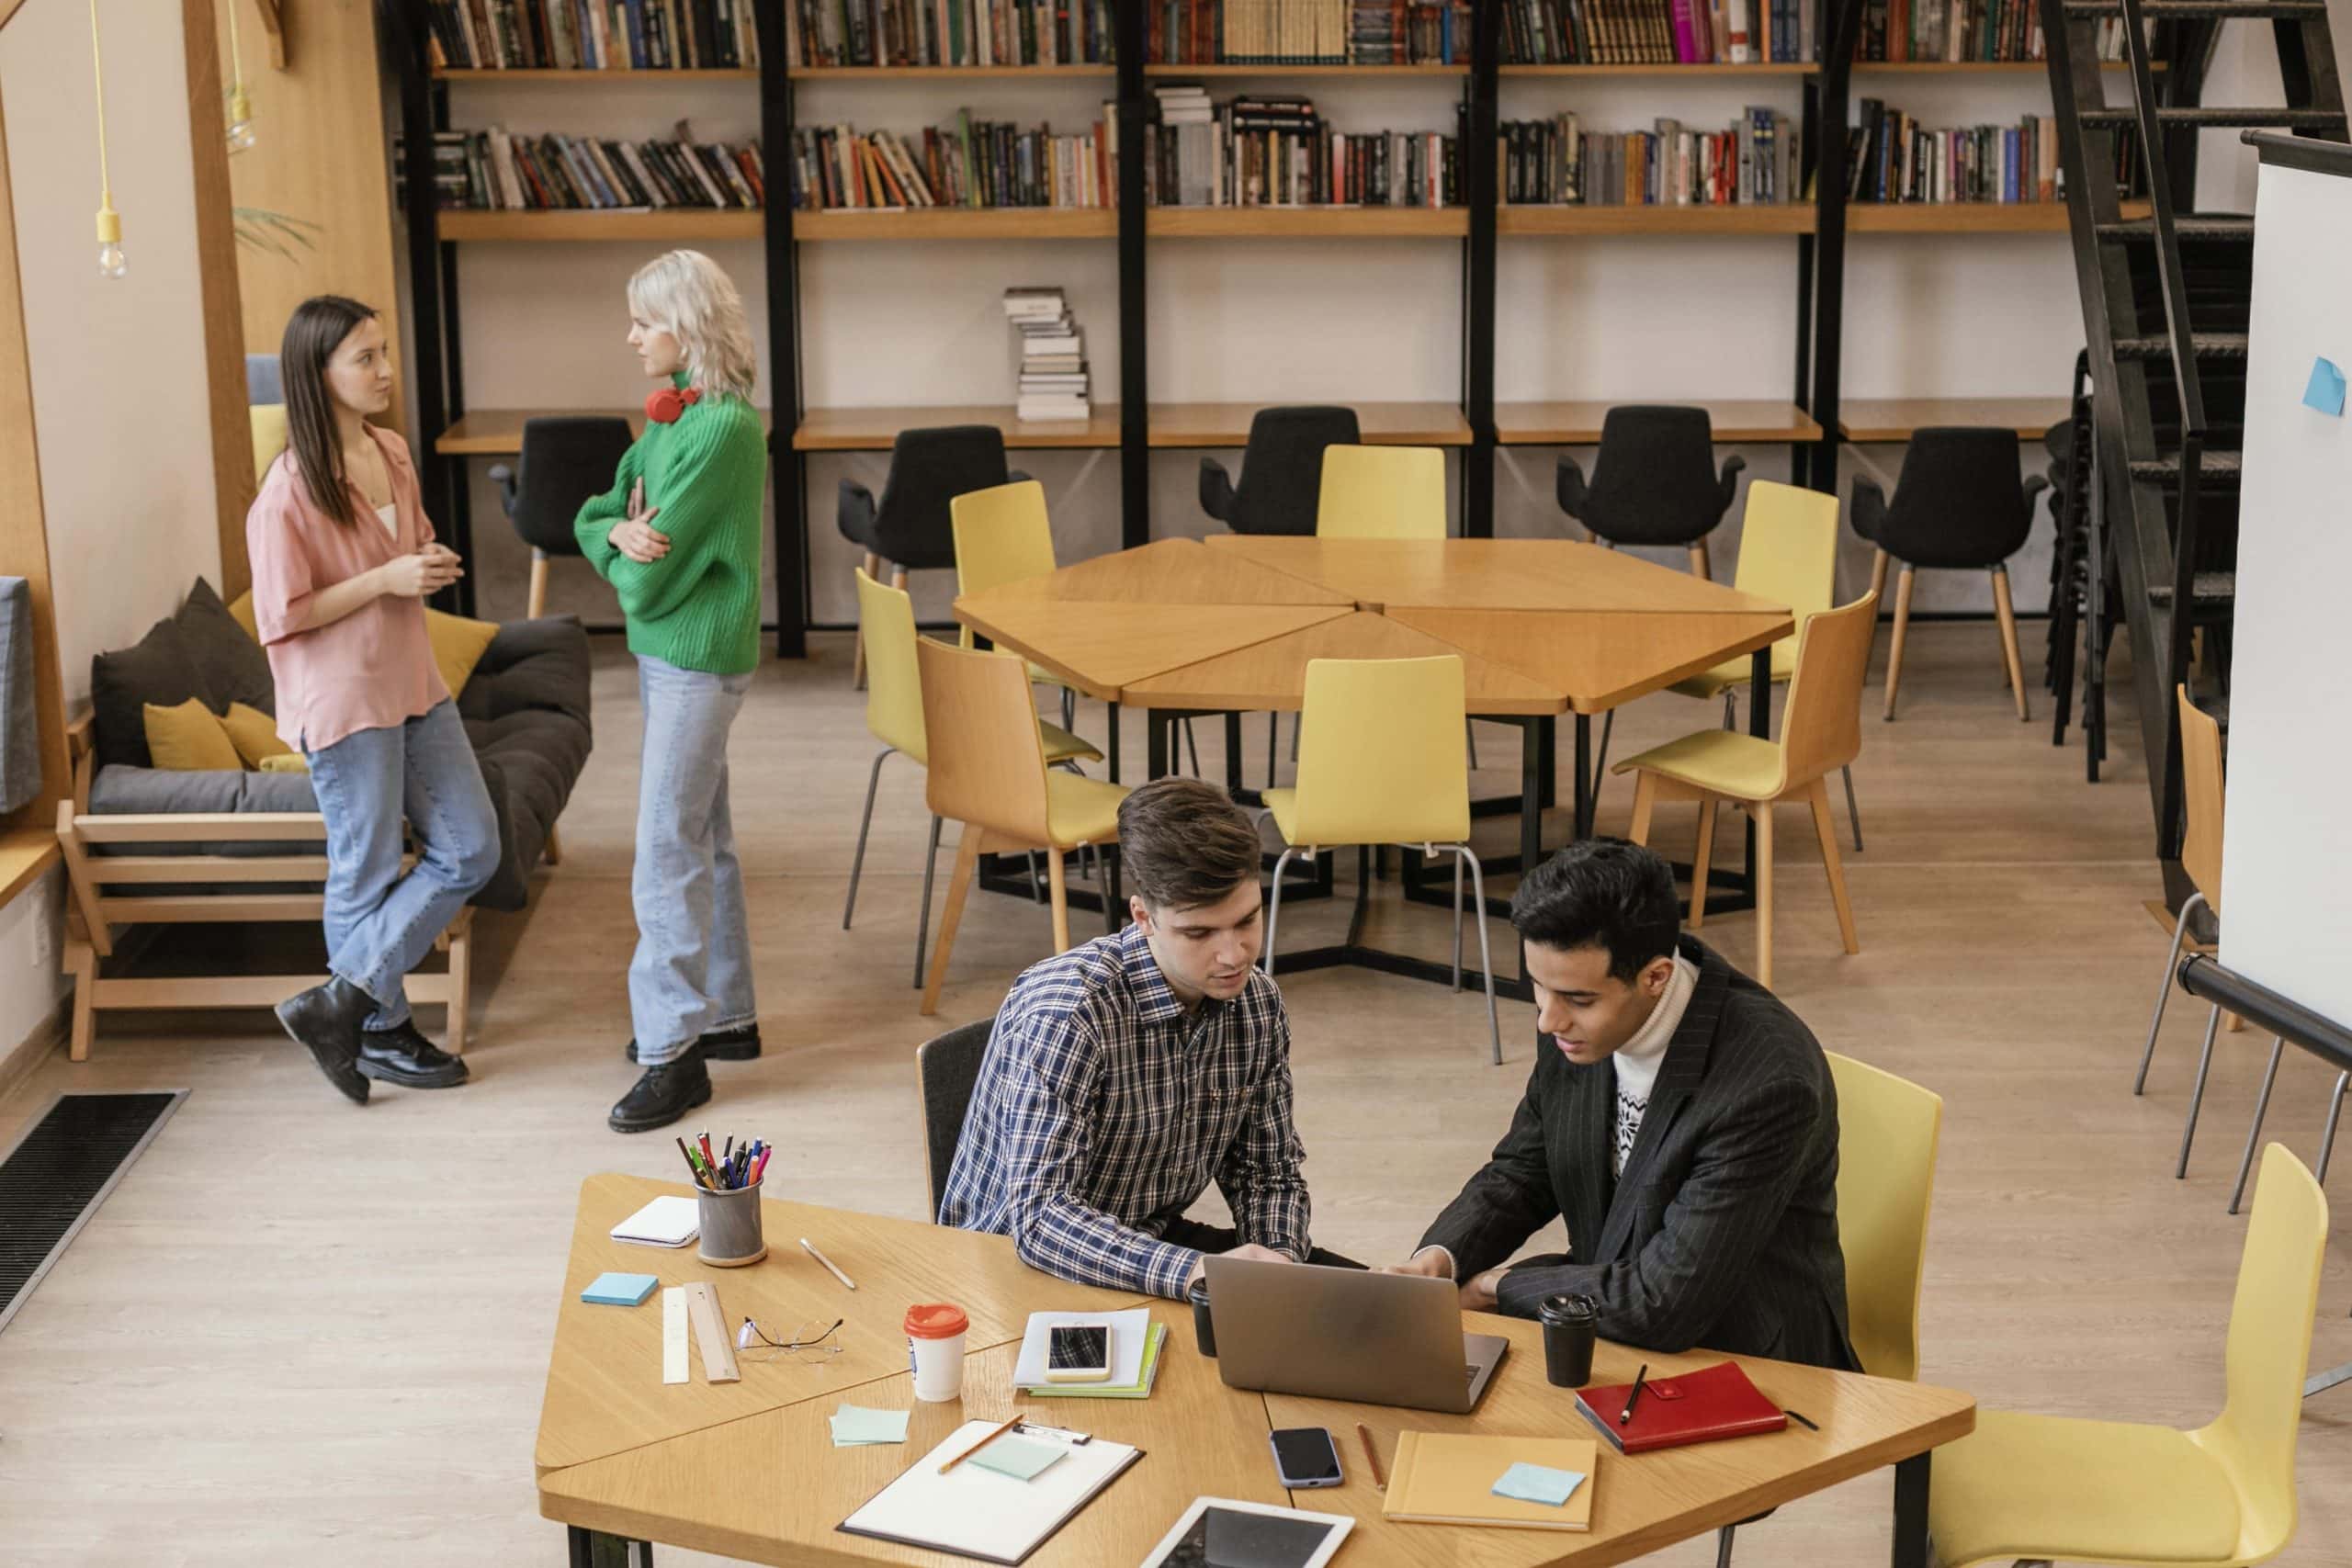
[969,1435,1067,1481]
[2304,356,2346,417]
[580,1271,659,1306]
[1492,1462,1586,1507]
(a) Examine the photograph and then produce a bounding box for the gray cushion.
[87,764,322,859]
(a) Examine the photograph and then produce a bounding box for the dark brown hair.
[1116,778,1262,912]
[280,295,380,528]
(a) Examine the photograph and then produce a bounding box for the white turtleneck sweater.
[1608,953,1699,1176]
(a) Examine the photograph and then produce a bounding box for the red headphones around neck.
[646,385,702,424]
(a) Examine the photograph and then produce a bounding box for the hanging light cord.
[227,0,245,96]
[88,0,113,211]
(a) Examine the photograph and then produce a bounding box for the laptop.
[1204,1257,1510,1414]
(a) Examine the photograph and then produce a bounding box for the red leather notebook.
[1575,1360,1789,1454]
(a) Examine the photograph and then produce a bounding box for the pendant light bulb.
[224,2,255,152]
[89,0,125,279]
[95,205,125,278]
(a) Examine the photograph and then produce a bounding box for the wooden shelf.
[795,206,1115,239]
[439,407,776,456]
[1498,400,1822,445]
[789,63,1114,77]
[1500,62,1814,76]
[0,825,58,909]
[796,405,1119,450]
[1851,59,2162,72]
[1838,397,2072,441]
[1145,62,1467,75]
[1500,203,1815,235]
[431,67,757,81]
[1148,206,1467,237]
[436,209,764,242]
[1845,202,2077,232]
[1152,401,1471,447]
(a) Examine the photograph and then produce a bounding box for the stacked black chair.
[1555,405,1745,580]
[916,1019,993,1220]
[2045,353,2094,746]
[1199,406,1363,536]
[839,425,1022,686]
[1853,428,2048,723]
[489,415,636,619]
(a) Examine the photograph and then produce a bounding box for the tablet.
[1136,1497,1353,1568]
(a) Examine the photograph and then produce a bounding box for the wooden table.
[537,1179,1975,1567]
[1495,400,1824,446]
[1836,397,2072,443]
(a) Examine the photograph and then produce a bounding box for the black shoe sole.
[607,1074,714,1134]
[276,999,369,1106]
[626,1033,761,1064]
[356,1056,470,1089]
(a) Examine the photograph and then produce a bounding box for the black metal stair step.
[2130,450,2244,485]
[2078,107,2346,130]
[2148,571,2236,605]
[2097,216,2256,243]
[2064,0,2322,17]
[2110,333,2249,360]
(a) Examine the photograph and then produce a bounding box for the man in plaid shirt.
[940,778,1355,1298]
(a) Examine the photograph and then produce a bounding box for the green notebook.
[1019,1321,1168,1399]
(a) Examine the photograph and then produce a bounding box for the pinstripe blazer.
[1419,937,1860,1371]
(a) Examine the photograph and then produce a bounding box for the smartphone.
[1268,1427,1344,1489]
[1044,1323,1111,1382]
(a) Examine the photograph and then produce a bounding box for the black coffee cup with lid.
[1538,1292,1599,1388]
[1187,1275,1216,1358]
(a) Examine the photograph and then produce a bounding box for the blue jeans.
[630,656,756,1065]
[304,701,500,1030]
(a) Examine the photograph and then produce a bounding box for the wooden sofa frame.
[55,714,472,1062]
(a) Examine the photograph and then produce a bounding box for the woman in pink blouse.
[248,296,501,1105]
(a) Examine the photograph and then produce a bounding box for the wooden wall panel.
[187,0,255,600]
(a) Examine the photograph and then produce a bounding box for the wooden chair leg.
[853,553,880,688]
[1690,796,1719,930]
[1627,772,1657,847]
[1883,566,1916,720]
[543,823,563,866]
[921,823,983,1016]
[890,564,908,591]
[1991,564,2030,722]
[1688,543,1712,581]
[444,911,474,1055]
[1807,779,1860,955]
[64,939,96,1062]
[527,547,549,621]
[1047,849,1072,954]
[1751,800,1775,988]
[1869,547,1889,604]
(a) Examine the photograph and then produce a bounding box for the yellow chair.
[1261,655,1501,1064]
[251,403,288,480]
[1316,446,1447,539]
[1926,1143,2327,1568]
[1614,594,1876,989]
[845,570,1101,987]
[917,637,1131,1017]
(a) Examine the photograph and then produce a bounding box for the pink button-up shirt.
[246,424,450,752]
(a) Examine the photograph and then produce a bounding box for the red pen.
[752,1147,770,1184]
[698,1131,716,1170]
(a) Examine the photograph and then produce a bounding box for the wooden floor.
[4,622,2349,1565]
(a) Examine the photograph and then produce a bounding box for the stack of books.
[786,0,1115,65]
[1148,88,1461,208]
[1503,107,1797,207]
[1007,288,1091,423]
[789,112,1114,210]
[1148,0,1473,63]
[1845,101,2065,203]
[435,124,765,210]
[424,0,762,69]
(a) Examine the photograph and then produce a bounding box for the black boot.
[275,976,376,1105]
[357,1020,470,1089]
[624,1021,761,1064]
[609,1047,713,1134]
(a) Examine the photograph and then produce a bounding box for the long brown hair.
[280,295,379,528]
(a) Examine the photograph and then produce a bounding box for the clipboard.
[837,1418,1143,1565]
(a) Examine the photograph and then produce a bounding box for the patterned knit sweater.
[575,374,767,675]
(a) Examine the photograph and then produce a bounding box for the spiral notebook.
[837,1418,1144,1565]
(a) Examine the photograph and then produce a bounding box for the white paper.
[840,1418,1141,1564]
[611,1196,699,1247]
[1011,1308,1151,1390]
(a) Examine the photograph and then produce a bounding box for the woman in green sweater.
[576,249,769,1133]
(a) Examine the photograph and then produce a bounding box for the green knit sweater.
[575,375,767,675]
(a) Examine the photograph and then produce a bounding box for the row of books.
[424,0,761,69]
[1148,0,1475,63]
[1148,86,1459,207]
[1498,0,2132,62]
[433,127,767,209]
[1850,0,2130,62]
[1007,288,1091,421]
[1500,107,1798,205]
[1843,116,2059,204]
[786,0,1115,64]
[786,117,1116,209]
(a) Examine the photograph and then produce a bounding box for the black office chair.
[1555,405,1745,579]
[489,415,635,620]
[840,425,1024,685]
[1199,406,1363,536]
[916,1019,994,1221]
[1854,427,2049,723]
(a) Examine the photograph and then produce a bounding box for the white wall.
[0,0,227,1047]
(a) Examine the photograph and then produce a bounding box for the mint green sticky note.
[829,1404,911,1446]
[1493,1462,1584,1506]
[969,1435,1067,1481]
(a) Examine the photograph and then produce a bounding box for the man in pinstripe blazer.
[1395,839,1860,1371]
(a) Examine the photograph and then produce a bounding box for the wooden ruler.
[662,1287,688,1385]
[684,1280,740,1383]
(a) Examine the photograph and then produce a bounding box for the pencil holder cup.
[696,1179,766,1268]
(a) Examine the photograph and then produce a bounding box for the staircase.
[2042,0,2346,900]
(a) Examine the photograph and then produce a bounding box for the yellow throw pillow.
[257,752,310,774]
[228,590,258,642]
[220,701,293,768]
[250,403,288,483]
[143,698,242,772]
[425,608,500,698]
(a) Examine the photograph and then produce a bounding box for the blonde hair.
[628,249,758,401]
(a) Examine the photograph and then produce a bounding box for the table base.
[567,1526,653,1566]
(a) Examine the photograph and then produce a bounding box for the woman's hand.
[378,544,464,599]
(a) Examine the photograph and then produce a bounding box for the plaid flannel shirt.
[937,922,1312,1299]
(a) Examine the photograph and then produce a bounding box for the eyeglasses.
[735,1315,845,1363]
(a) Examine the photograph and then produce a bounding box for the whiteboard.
[2218,160,2352,1026]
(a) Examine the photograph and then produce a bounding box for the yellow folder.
[1381,1432,1600,1532]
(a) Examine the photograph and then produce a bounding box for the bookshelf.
[390,1,2179,649]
